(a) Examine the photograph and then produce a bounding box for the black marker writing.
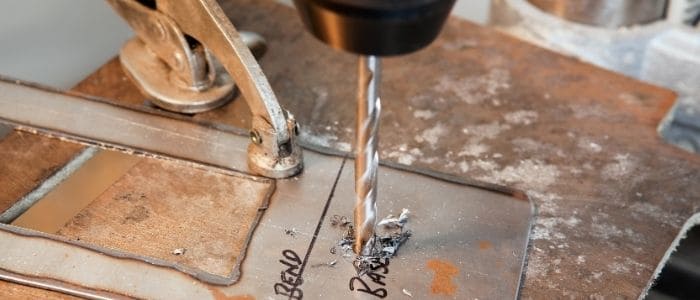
[349,257,390,298]
[274,249,304,299]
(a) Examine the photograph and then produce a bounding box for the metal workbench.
[1,0,699,298]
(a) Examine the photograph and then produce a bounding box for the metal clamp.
[107,0,302,178]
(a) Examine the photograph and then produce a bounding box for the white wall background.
[0,0,490,89]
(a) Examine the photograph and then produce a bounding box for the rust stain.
[478,240,492,250]
[208,287,255,300]
[426,259,459,296]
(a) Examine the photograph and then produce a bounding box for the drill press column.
[293,0,455,254]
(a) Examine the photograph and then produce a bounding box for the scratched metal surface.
[1,0,699,298]
[0,137,532,299]
[0,79,250,173]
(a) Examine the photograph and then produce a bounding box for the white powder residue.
[577,138,603,153]
[413,109,436,120]
[590,215,624,240]
[531,216,581,241]
[471,159,499,172]
[602,153,635,180]
[458,143,489,157]
[420,157,439,164]
[336,142,351,152]
[629,202,684,227]
[623,257,650,275]
[504,110,539,125]
[414,123,448,149]
[298,128,351,152]
[528,191,561,215]
[385,151,416,166]
[459,161,470,173]
[477,159,560,190]
[409,148,423,156]
[383,145,424,166]
[576,256,586,265]
[511,137,545,153]
[435,69,511,105]
[300,129,338,148]
[608,262,630,274]
[570,103,609,119]
[462,122,511,140]
[525,254,548,279]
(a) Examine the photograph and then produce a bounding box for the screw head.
[250,130,262,144]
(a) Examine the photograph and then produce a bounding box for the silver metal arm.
[107,0,302,178]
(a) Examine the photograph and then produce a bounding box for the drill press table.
[1,0,699,298]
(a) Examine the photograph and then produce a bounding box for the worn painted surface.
[1,0,699,298]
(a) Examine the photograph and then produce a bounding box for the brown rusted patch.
[0,131,84,213]
[426,259,459,296]
[123,205,150,223]
[478,240,493,250]
[0,281,81,300]
[208,287,255,300]
[55,158,273,278]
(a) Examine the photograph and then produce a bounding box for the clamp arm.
[107,0,302,178]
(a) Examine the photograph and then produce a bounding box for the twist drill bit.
[354,56,381,255]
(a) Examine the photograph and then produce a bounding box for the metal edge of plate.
[0,268,131,300]
[0,176,275,287]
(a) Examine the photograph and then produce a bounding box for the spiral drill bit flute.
[293,0,455,253]
[354,56,381,254]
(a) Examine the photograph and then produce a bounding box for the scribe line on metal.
[0,147,99,223]
[295,156,347,299]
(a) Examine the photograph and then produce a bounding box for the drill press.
[0,1,537,298]
[293,0,456,254]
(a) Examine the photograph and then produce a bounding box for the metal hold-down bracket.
[106,0,302,178]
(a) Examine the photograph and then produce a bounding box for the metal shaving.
[310,260,338,268]
[171,248,186,255]
[284,227,298,237]
[376,208,410,229]
[330,214,351,227]
[332,209,413,275]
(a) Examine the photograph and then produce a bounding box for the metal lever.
[107,0,302,178]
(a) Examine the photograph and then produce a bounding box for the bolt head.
[250,130,262,144]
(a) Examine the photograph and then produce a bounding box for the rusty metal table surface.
[2,0,699,298]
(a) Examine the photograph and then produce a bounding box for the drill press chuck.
[293,0,456,56]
